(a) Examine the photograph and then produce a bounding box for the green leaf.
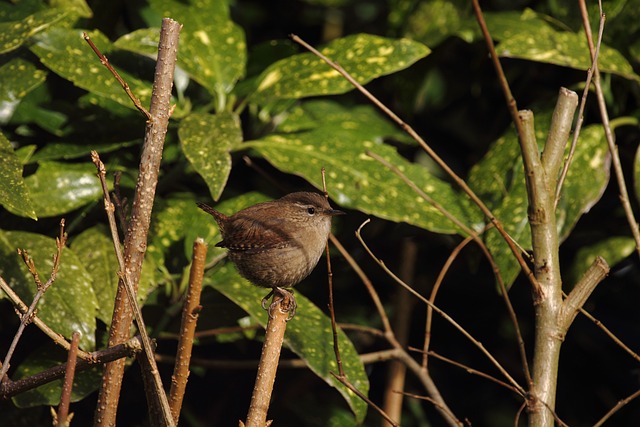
[245,122,480,234]
[117,0,246,104]
[11,344,101,407]
[567,236,635,286]
[251,34,430,103]
[0,58,48,124]
[0,132,37,219]
[30,28,154,111]
[0,7,69,54]
[492,11,639,81]
[179,112,242,201]
[278,100,411,144]
[71,226,159,325]
[207,263,369,423]
[23,161,101,217]
[469,114,610,287]
[0,231,97,350]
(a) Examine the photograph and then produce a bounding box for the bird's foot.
[262,287,297,320]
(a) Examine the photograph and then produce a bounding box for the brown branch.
[168,238,207,424]
[56,331,80,427]
[0,336,143,400]
[244,295,291,427]
[0,220,67,383]
[93,18,181,427]
[593,387,640,427]
[82,32,151,120]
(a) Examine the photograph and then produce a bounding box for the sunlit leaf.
[0,231,97,350]
[245,109,480,234]
[116,0,246,104]
[30,28,154,111]
[251,34,430,103]
[0,7,69,54]
[0,132,36,219]
[0,58,47,124]
[179,112,242,201]
[23,161,101,217]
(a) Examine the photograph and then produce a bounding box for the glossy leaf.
[11,345,101,407]
[71,226,159,325]
[179,112,242,201]
[23,161,101,217]
[0,132,36,219]
[0,58,47,124]
[469,116,610,287]
[245,118,480,234]
[30,28,154,110]
[567,236,635,286]
[492,11,639,81]
[207,263,368,424]
[0,7,69,54]
[117,0,246,102]
[0,231,97,350]
[251,34,430,103]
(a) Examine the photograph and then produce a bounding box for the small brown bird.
[197,192,344,316]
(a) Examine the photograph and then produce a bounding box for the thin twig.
[331,372,400,427]
[82,32,151,120]
[593,387,640,427]
[0,220,67,383]
[578,0,640,257]
[0,276,91,360]
[366,151,531,385]
[322,167,345,377]
[56,331,80,427]
[356,219,526,397]
[554,13,605,207]
[424,350,521,394]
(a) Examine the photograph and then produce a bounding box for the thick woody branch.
[541,88,579,184]
[94,18,181,427]
[244,295,291,427]
[168,238,207,424]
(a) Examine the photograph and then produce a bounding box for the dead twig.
[0,220,67,383]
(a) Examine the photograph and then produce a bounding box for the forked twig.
[0,220,67,383]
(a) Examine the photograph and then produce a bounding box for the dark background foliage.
[1,0,640,426]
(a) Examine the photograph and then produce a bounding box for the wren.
[197,192,344,316]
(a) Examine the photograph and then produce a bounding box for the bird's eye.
[307,207,316,215]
